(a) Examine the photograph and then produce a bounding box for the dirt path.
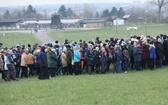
[34,30,55,44]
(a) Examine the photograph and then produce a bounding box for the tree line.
[0,1,168,23]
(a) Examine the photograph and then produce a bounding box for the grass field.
[0,24,168,105]
[0,68,168,105]
[48,24,168,42]
[0,33,41,47]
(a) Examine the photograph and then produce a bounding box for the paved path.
[34,30,55,44]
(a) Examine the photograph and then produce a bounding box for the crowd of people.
[0,34,168,81]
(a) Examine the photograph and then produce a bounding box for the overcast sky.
[0,0,149,7]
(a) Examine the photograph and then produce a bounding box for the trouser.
[39,66,49,80]
[49,67,56,77]
[122,60,129,71]
[134,61,141,70]
[74,62,80,75]
[67,63,73,75]
[107,59,111,72]
[62,67,68,75]
[27,64,35,77]
[101,61,107,73]
[141,60,147,69]
[6,64,16,80]
[115,60,121,73]
[0,69,5,79]
[156,58,163,68]
[130,56,134,69]
[20,66,28,78]
[95,64,100,74]
[88,65,93,74]
[149,58,155,70]
[15,66,20,78]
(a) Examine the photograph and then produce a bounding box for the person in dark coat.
[114,45,122,73]
[38,46,49,80]
[86,47,94,74]
[100,47,108,74]
[49,48,57,77]
[155,38,164,68]
[133,43,142,70]
[128,41,134,70]
[93,47,100,74]
[66,45,73,75]
[163,35,168,65]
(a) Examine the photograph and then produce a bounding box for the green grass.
[0,24,168,105]
[48,24,168,42]
[0,68,168,105]
[0,33,41,47]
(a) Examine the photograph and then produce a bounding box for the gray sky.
[0,0,149,7]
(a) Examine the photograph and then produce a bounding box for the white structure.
[113,19,124,26]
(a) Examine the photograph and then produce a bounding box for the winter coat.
[61,52,67,67]
[100,51,107,62]
[26,53,35,65]
[149,45,156,59]
[155,42,164,59]
[0,55,4,70]
[73,49,80,62]
[20,53,27,67]
[66,49,73,64]
[123,48,130,60]
[134,46,142,62]
[141,44,148,60]
[39,46,47,67]
[93,51,100,65]
[115,50,123,61]
[49,51,57,68]
[35,51,40,67]
[87,49,94,65]
[5,53,14,64]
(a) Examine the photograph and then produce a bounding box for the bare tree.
[150,0,168,23]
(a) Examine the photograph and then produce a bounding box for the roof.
[123,15,130,19]
[20,19,82,25]
[82,19,110,24]
[61,19,82,24]
[0,19,20,23]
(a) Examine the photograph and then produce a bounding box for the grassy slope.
[48,24,168,42]
[0,68,168,105]
[0,33,41,48]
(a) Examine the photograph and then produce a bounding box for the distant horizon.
[0,0,149,7]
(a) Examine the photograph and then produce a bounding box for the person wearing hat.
[93,47,100,74]
[133,42,142,71]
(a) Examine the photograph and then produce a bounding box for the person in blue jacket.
[149,42,156,70]
[73,46,81,75]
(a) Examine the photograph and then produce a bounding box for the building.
[81,18,112,28]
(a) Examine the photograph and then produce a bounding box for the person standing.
[26,51,35,77]
[149,42,156,70]
[20,50,28,78]
[73,46,81,75]
[114,45,122,73]
[4,49,18,81]
[38,46,49,80]
[134,43,142,71]
[122,45,130,73]
[48,48,57,77]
